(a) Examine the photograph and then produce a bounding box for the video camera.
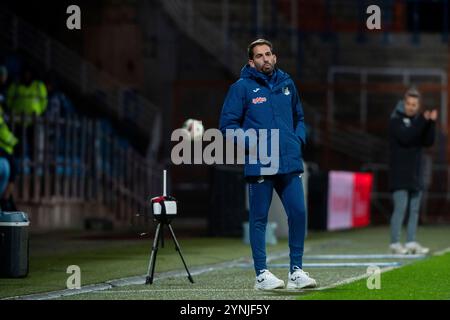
[149,170,177,222]
[145,169,193,284]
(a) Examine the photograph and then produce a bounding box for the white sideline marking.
[5,246,447,300]
[91,289,261,293]
[114,248,445,295]
[272,262,402,268]
[6,284,114,301]
[93,265,403,296]
[313,247,450,292]
[235,262,402,268]
[314,247,450,292]
[433,247,450,256]
[4,251,290,300]
[304,254,425,260]
[317,266,399,291]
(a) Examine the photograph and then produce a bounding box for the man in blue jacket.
[219,39,316,290]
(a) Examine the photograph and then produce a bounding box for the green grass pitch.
[1,226,449,300]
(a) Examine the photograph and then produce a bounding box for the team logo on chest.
[403,118,411,127]
[252,97,267,104]
[283,86,290,96]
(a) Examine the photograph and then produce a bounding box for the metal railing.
[361,162,450,220]
[327,66,448,131]
[303,102,389,163]
[7,112,162,224]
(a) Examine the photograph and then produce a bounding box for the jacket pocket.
[282,131,302,157]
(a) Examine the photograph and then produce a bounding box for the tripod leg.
[145,223,161,284]
[167,223,194,283]
[160,224,165,248]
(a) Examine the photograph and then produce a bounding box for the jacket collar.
[240,64,290,89]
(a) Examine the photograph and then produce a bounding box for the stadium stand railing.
[361,162,450,223]
[7,111,162,227]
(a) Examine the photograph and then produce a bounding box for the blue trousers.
[248,173,306,275]
[390,190,423,243]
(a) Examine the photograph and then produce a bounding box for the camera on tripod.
[150,195,177,221]
[149,170,177,221]
[145,170,193,285]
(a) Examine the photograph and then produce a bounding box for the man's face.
[249,44,277,75]
[404,96,420,117]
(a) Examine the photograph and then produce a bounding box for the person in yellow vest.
[5,67,46,162]
[0,113,18,157]
[0,108,18,203]
[0,66,18,202]
[6,67,48,118]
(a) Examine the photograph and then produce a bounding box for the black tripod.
[145,216,194,285]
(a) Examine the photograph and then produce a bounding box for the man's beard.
[260,63,274,75]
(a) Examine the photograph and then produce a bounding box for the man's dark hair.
[247,39,273,59]
[405,86,421,100]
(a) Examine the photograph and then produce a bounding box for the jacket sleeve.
[219,82,255,153]
[292,84,306,148]
[389,115,427,147]
[219,82,246,133]
[422,120,436,147]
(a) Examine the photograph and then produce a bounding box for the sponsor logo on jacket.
[252,97,267,104]
[402,118,411,127]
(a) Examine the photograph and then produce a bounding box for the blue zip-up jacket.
[219,64,306,177]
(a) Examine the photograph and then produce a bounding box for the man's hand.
[423,109,438,121]
[430,109,438,121]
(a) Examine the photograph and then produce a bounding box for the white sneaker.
[286,267,317,289]
[405,242,429,255]
[390,242,408,254]
[254,270,285,290]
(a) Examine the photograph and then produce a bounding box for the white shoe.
[390,242,408,255]
[254,270,285,290]
[405,242,429,255]
[286,267,317,289]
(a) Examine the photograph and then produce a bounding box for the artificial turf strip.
[298,252,450,300]
[0,237,283,299]
[2,226,449,300]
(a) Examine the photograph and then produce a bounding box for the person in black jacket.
[389,87,436,254]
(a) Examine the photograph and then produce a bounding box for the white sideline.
[270,262,402,268]
[433,247,450,256]
[317,266,400,291]
[3,251,291,300]
[316,246,450,291]
[4,247,449,300]
[303,254,425,260]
